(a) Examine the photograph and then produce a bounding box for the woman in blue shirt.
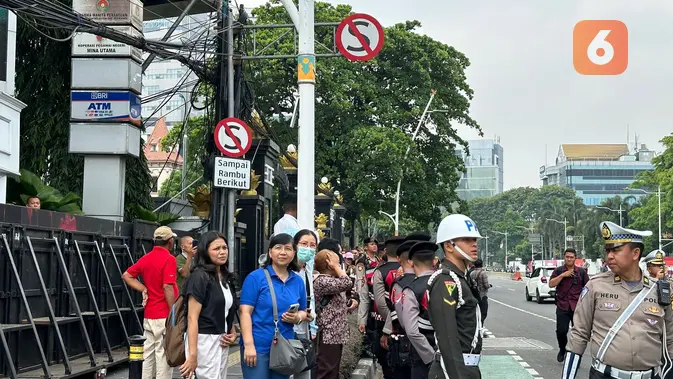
[239,233,308,379]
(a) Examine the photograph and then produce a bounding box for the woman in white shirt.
[179,231,239,379]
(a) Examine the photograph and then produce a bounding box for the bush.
[339,313,363,379]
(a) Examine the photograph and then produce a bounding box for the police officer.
[427,214,483,379]
[373,237,406,379]
[562,221,673,379]
[643,250,667,280]
[399,241,438,379]
[357,236,382,358]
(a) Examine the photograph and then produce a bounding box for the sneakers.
[557,350,565,362]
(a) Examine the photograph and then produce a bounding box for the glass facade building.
[456,139,504,201]
[540,144,655,206]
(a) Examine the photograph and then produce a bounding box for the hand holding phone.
[288,303,300,313]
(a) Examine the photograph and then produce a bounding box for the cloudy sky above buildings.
[233,0,673,189]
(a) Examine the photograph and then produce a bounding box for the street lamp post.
[546,218,568,251]
[484,235,489,266]
[491,230,508,268]
[594,205,624,226]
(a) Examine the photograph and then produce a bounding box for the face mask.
[297,246,316,263]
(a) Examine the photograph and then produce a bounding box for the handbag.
[263,268,307,376]
[299,270,317,372]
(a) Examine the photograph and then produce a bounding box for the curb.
[351,358,375,379]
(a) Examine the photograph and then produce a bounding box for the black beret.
[408,241,439,260]
[396,240,417,257]
[385,236,406,255]
[405,231,431,242]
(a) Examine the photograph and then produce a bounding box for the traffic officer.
[400,241,438,379]
[357,237,382,358]
[373,236,406,379]
[562,221,673,379]
[643,249,667,280]
[427,214,483,379]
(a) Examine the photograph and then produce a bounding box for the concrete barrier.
[350,358,375,379]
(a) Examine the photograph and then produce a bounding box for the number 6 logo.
[573,20,628,75]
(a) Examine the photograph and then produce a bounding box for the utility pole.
[225,1,236,272]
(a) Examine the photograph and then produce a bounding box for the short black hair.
[318,238,340,254]
[628,242,645,259]
[474,259,483,268]
[282,193,297,212]
[564,248,577,256]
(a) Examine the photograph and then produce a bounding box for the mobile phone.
[288,303,300,313]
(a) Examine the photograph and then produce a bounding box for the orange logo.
[573,20,628,75]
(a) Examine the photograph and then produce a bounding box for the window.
[151,144,158,152]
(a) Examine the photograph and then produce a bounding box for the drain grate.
[483,337,553,350]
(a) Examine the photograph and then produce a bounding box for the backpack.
[164,295,187,367]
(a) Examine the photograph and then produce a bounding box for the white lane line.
[507,348,545,378]
[508,288,515,292]
[489,297,555,322]
[495,285,502,288]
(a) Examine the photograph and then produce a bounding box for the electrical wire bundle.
[0,0,211,80]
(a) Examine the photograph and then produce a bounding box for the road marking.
[489,297,555,323]
[495,285,502,288]
[506,350,545,379]
[508,288,515,292]
[483,328,495,338]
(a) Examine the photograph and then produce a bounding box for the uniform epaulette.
[590,271,612,282]
[427,269,445,289]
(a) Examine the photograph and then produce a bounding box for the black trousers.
[556,307,574,352]
[410,358,430,379]
[428,360,481,379]
[479,296,489,324]
[372,322,394,379]
[590,367,660,379]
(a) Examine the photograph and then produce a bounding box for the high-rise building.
[456,139,504,201]
[539,143,655,205]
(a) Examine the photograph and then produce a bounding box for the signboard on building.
[73,0,144,31]
[72,26,142,62]
[70,91,141,126]
[213,157,251,190]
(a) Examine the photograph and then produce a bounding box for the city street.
[480,274,591,379]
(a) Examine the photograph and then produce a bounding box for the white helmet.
[436,214,482,263]
[436,214,482,243]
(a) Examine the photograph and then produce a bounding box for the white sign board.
[264,164,274,186]
[213,157,251,189]
[72,26,142,62]
[73,0,143,31]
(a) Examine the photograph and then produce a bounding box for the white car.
[525,266,557,304]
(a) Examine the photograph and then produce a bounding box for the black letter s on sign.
[346,21,370,52]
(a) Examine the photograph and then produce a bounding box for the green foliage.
[6,169,83,214]
[160,115,210,197]
[15,8,153,221]
[245,1,480,227]
[132,205,181,226]
[629,133,673,253]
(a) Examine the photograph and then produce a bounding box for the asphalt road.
[485,274,591,379]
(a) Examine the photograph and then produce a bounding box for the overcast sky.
[238,0,673,189]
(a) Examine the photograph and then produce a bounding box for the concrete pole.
[659,185,662,250]
[296,0,316,229]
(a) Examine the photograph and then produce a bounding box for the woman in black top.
[179,231,239,379]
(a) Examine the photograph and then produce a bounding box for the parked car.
[525,266,557,304]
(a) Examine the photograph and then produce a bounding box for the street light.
[546,218,568,251]
[491,230,508,268]
[593,205,624,226]
[628,185,663,249]
[483,235,489,266]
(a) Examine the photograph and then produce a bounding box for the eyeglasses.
[297,241,317,249]
[271,244,294,253]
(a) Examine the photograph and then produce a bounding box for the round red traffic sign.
[336,13,385,62]
[213,117,253,158]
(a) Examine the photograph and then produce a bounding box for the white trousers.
[142,318,172,379]
[185,334,230,379]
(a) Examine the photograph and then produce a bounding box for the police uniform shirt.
[566,271,673,371]
[399,270,436,364]
[428,260,482,378]
[383,268,415,335]
[356,253,380,326]
[372,238,405,322]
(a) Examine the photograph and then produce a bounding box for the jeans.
[240,348,290,379]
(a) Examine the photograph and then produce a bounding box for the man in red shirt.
[548,248,589,363]
[122,226,179,379]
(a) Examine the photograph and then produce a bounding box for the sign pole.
[226,1,236,272]
[296,0,316,229]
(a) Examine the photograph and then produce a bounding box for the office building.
[456,138,504,201]
[539,143,655,206]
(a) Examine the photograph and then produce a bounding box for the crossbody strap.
[596,284,656,361]
[262,268,280,331]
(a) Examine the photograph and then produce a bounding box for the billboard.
[72,26,142,62]
[71,91,141,126]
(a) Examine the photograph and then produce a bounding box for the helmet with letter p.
[436,214,482,262]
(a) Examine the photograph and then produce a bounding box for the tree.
[14,4,154,220]
[244,1,480,227]
[628,133,673,253]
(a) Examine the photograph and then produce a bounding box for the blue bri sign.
[70,91,141,126]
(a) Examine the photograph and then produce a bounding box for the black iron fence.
[0,203,245,379]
